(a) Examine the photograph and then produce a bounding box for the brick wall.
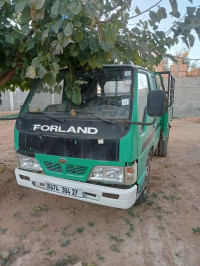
[170,60,188,78]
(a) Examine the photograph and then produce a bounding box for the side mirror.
[147,90,165,117]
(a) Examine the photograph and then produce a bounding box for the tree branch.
[0,69,16,88]
[96,2,130,24]
[129,0,163,20]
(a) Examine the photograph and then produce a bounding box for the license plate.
[45,182,83,198]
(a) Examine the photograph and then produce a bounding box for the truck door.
[137,71,154,191]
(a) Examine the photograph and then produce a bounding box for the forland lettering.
[33,124,98,134]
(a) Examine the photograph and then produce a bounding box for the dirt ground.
[0,114,200,266]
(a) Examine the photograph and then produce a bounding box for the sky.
[129,0,200,66]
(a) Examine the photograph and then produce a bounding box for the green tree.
[0,0,200,104]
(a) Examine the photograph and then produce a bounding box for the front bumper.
[15,168,137,209]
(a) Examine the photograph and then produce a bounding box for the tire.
[159,137,168,157]
[154,145,159,156]
[136,157,151,204]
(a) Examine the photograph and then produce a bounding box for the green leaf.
[78,55,87,66]
[65,86,72,100]
[51,0,60,17]
[0,0,6,8]
[51,40,58,48]
[74,20,82,27]
[35,0,45,10]
[50,63,59,74]
[44,71,56,87]
[99,41,110,52]
[71,89,82,105]
[158,7,167,20]
[89,38,99,52]
[26,66,36,79]
[169,0,180,18]
[129,40,136,51]
[19,41,25,53]
[149,11,158,24]
[38,65,47,79]
[181,36,189,48]
[31,57,40,67]
[26,40,35,51]
[5,34,15,45]
[21,24,30,35]
[195,26,200,40]
[59,3,68,16]
[110,47,121,62]
[21,6,31,23]
[95,54,104,68]
[153,25,159,30]
[75,31,83,43]
[58,34,71,48]
[63,22,73,37]
[187,7,196,16]
[88,57,96,68]
[138,42,148,50]
[135,6,141,15]
[104,26,117,46]
[79,40,89,51]
[71,50,79,57]
[15,0,27,14]
[54,85,62,94]
[42,29,49,41]
[20,69,26,80]
[188,34,195,47]
[132,27,140,35]
[71,5,82,15]
[51,21,60,34]
[165,54,177,63]
[52,43,63,55]
[85,2,98,17]
[0,23,5,29]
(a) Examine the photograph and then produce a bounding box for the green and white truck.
[11,64,174,209]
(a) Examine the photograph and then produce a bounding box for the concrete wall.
[0,88,29,112]
[173,77,200,118]
[0,77,200,118]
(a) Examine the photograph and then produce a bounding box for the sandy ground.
[0,115,200,266]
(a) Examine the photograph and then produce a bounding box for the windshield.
[21,67,133,120]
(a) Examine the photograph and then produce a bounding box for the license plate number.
[45,182,83,198]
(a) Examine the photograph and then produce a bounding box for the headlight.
[89,166,124,184]
[17,153,42,172]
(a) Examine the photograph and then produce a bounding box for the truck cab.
[14,64,174,209]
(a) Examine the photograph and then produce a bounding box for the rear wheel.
[154,145,159,156]
[137,157,151,204]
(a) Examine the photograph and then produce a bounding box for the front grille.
[44,162,63,172]
[66,164,88,176]
[43,161,88,177]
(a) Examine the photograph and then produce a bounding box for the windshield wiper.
[21,112,67,124]
[22,110,118,125]
[74,109,116,124]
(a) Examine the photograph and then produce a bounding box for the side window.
[138,73,149,125]
[151,76,157,90]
